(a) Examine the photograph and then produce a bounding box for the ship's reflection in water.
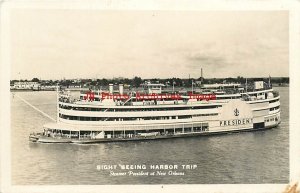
[12,87,289,184]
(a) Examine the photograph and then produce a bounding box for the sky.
[10,10,289,80]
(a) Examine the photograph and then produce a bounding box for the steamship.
[29,80,281,143]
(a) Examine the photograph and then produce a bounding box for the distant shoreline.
[10,85,289,92]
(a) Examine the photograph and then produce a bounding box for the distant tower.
[200,68,204,82]
[201,68,203,79]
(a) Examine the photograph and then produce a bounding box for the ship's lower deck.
[29,123,280,144]
[29,111,280,144]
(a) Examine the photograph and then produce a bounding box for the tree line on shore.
[10,76,289,88]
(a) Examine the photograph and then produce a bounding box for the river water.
[11,87,289,185]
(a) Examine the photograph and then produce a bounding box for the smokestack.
[119,84,124,95]
[109,83,113,94]
[201,68,203,79]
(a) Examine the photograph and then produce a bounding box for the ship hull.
[29,123,279,144]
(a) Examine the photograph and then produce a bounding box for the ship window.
[202,123,208,127]
[269,99,279,103]
[60,105,224,112]
[193,105,220,109]
[178,115,192,119]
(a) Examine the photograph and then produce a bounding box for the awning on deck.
[43,122,80,131]
[43,122,107,132]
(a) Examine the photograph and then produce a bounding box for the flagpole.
[172,81,175,93]
[192,80,194,94]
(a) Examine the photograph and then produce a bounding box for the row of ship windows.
[47,126,210,138]
[59,105,221,112]
[79,95,278,101]
[94,123,209,130]
[269,99,280,103]
[216,96,240,99]
[270,106,280,111]
[59,113,219,121]
[266,117,279,122]
[59,98,279,112]
[103,126,210,137]
[79,96,240,100]
[77,95,278,102]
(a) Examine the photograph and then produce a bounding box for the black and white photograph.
[1,1,300,193]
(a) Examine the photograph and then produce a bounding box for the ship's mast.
[191,80,194,94]
[172,81,175,93]
[245,78,248,92]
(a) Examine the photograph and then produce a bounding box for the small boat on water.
[29,80,281,144]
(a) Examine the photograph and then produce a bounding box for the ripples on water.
[11,87,289,185]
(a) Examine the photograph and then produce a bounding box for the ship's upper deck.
[56,80,279,108]
[59,90,279,109]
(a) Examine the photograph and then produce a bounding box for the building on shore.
[12,82,40,90]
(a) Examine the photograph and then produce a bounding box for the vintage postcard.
[1,0,300,193]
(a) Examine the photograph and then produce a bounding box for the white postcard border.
[1,0,299,193]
